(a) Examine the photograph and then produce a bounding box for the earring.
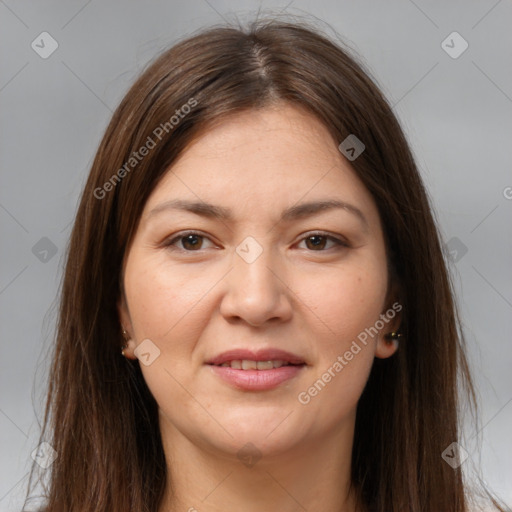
[121,329,129,356]
[384,331,402,346]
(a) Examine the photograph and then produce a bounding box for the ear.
[375,280,403,359]
[117,292,137,359]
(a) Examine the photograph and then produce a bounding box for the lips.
[206,348,306,367]
[206,348,306,391]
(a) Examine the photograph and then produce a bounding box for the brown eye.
[164,232,214,251]
[299,233,348,251]
[305,235,328,250]
[180,234,203,250]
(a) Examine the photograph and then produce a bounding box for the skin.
[118,103,401,512]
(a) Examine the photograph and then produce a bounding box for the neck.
[157,413,361,512]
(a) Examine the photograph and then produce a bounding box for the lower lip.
[208,364,304,391]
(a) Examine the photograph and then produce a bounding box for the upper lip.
[206,348,306,366]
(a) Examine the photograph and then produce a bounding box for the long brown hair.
[24,17,506,512]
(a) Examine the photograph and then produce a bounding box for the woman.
[24,17,507,512]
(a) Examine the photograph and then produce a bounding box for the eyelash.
[162,230,349,253]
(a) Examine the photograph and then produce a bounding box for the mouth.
[206,348,307,391]
[206,348,306,367]
[213,359,303,370]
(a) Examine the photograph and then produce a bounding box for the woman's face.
[118,103,400,459]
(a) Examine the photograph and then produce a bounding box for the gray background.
[1,0,511,510]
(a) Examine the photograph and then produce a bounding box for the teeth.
[242,359,257,370]
[256,361,274,370]
[218,359,289,370]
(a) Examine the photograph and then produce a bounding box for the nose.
[219,245,293,327]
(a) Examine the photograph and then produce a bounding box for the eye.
[164,231,215,251]
[297,232,349,251]
[163,231,349,253]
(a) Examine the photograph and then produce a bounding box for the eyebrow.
[147,198,369,230]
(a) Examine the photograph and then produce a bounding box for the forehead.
[141,104,380,228]
[174,104,339,172]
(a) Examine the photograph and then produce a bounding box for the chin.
[204,433,303,467]
[206,414,306,457]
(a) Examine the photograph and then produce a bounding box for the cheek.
[294,257,387,344]
[124,254,212,410]
[125,253,214,341]
[294,272,383,421]
[293,257,387,413]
